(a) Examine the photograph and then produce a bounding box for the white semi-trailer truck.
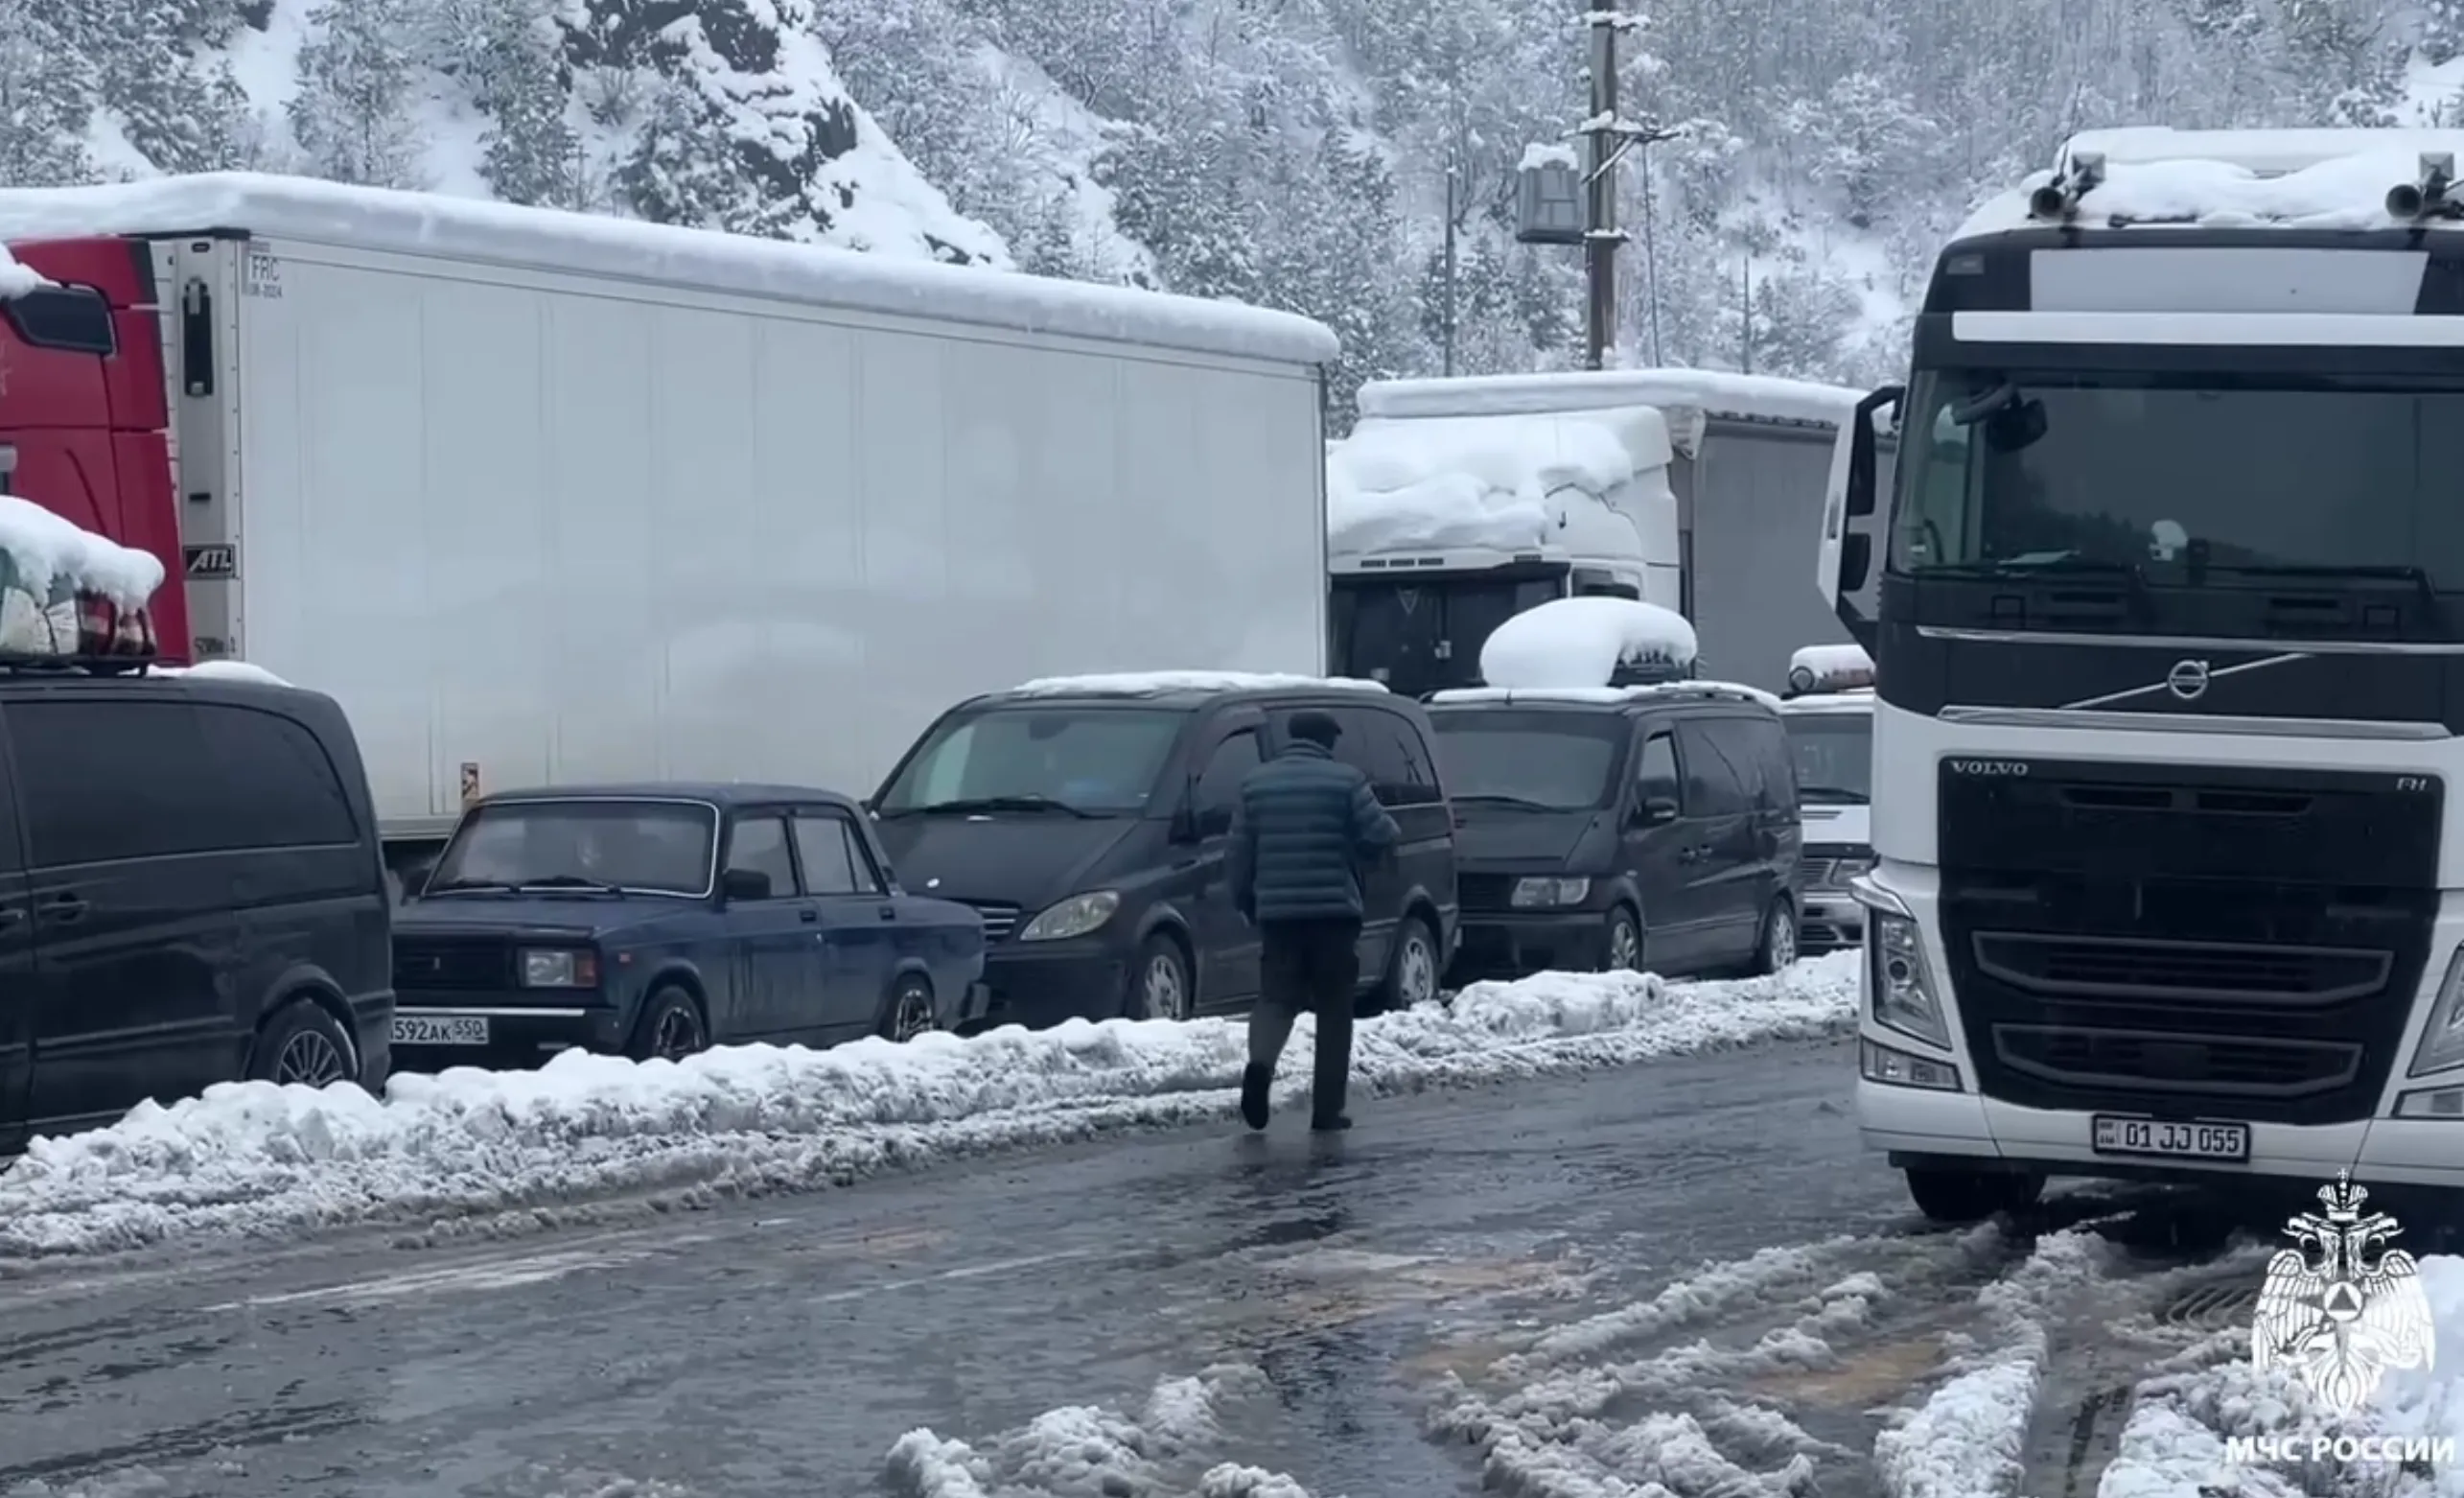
[0,174,1337,878]
[1330,368,1880,696]
[1819,127,2464,1222]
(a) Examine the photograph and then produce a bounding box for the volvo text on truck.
[1328,368,1887,697]
[1817,127,2464,1222]
[0,173,1339,885]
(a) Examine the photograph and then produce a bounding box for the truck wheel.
[1905,1165,2044,1225]
[1752,897,1798,975]
[628,987,708,1062]
[1602,905,1645,972]
[878,974,938,1041]
[249,1000,358,1088]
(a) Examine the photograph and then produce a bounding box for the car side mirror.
[397,861,433,901]
[719,867,771,901]
[1638,796,1680,826]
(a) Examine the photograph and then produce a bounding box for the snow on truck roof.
[0,174,1338,366]
[1327,405,1671,555]
[0,244,44,298]
[1958,129,2464,239]
[1355,368,1868,427]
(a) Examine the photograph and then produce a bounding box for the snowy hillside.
[0,0,2455,419]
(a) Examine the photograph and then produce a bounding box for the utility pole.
[1582,0,1620,369]
[1442,161,1459,376]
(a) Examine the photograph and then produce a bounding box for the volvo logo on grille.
[2166,659,2210,700]
[1947,760,2028,776]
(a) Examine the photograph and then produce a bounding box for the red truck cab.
[0,237,183,659]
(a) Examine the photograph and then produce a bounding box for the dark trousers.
[1249,918,1360,1119]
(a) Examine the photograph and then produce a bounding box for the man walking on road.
[1226,709,1400,1133]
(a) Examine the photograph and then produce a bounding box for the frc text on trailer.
[1818,127,2464,1223]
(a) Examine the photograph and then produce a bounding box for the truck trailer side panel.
[1684,419,1855,690]
[212,237,1323,836]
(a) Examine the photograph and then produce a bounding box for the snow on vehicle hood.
[872,812,1140,911]
[1798,803,1869,848]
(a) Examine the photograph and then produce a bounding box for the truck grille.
[1802,844,1871,891]
[394,937,514,991]
[1940,760,2436,1124]
[965,901,1022,943]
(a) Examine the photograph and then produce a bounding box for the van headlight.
[1868,914,1948,1048]
[1018,891,1121,942]
[1511,877,1590,908]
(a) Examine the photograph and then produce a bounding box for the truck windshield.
[875,707,1186,816]
[1430,714,1624,811]
[1781,714,1871,805]
[427,800,718,896]
[1889,368,2464,587]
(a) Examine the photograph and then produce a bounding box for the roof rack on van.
[0,650,159,676]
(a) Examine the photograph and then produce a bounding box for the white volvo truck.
[1819,126,2464,1222]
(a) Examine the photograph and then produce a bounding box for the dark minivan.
[1428,682,1802,981]
[870,674,1460,1029]
[0,662,394,1153]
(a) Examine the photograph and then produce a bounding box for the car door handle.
[0,907,21,928]
[37,895,84,924]
[799,907,818,923]
[878,906,897,921]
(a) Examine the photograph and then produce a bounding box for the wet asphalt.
[0,1037,2266,1498]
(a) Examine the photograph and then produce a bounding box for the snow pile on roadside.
[1430,1220,2015,1495]
[0,953,1858,1257]
[2095,1254,2464,1498]
[1873,1231,2107,1498]
[885,1362,1321,1497]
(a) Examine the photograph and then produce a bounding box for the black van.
[1427,682,1802,981]
[0,662,394,1153]
[870,676,1459,1028]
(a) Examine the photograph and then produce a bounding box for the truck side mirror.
[1840,533,1871,594]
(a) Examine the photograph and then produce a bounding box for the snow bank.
[0,175,1337,367]
[1356,368,1870,427]
[1477,597,1696,690]
[0,953,1858,1257]
[0,243,47,298]
[1958,149,2440,239]
[1326,407,1671,554]
[1006,670,1386,696]
[2096,1253,2464,1498]
[886,1362,1316,1496]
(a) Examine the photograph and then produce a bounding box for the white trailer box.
[1352,369,1893,691]
[0,174,1337,851]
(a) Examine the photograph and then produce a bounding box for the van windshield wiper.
[424,878,518,895]
[516,875,628,895]
[896,795,1097,819]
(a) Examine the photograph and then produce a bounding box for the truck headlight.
[1511,877,1591,908]
[521,948,599,988]
[1868,914,1948,1049]
[1018,891,1120,942]
[2408,948,2464,1077]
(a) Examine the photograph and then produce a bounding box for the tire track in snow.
[1421,1195,2267,1498]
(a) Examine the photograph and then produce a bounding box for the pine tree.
[467,0,578,206]
[614,77,752,228]
[289,0,426,187]
[0,0,95,186]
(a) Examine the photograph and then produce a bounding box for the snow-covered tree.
[289,0,427,187]
[0,0,96,186]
